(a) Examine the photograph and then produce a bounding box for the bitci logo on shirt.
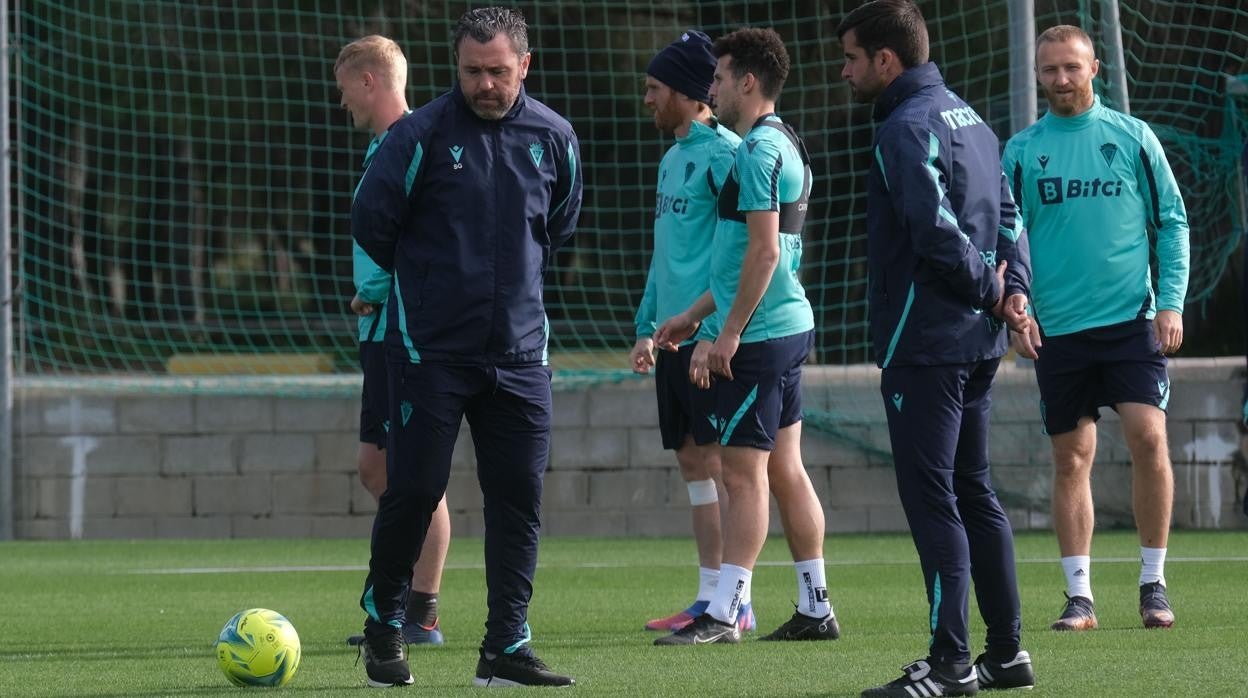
[1037,176,1124,205]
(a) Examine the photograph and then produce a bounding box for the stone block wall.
[11,358,1247,539]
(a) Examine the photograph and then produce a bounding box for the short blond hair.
[335,35,408,92]
[1037,25,1096,57]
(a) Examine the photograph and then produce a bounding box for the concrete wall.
[11,358,1247,539]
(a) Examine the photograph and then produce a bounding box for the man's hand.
[988,260,1031,334]
[629,338,656,375]
[1153,309,1183,355]
[989,260,1008,319]
[1010,320,1042,360]
[707,333,740,381]
[350,295,374,316]
[655,312,699,352]
[689,340,714,389]
[1002,293,1031,334]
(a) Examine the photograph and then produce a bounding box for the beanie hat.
[646,30,716,104]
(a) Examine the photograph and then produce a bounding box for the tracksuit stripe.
[720,385,759,446]
[404,143,424,196]
[874,145,890,190]
[882,283,916,368]
[924,132,967,240]
[551,145,577,217]
[392,275,421,363]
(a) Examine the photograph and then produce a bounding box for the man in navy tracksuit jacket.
[350,8,581,689]
[839,2,1034,696]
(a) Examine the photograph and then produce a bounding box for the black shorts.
[1033,319,1170,435]
[359,341,389,449]
[655,344,698,450]
[692,330,812,451]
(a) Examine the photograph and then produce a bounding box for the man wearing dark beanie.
[631,30,749,636]
[646,30,716,105]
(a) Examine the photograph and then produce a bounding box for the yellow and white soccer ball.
[215,608,301,687]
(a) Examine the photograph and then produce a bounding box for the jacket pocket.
[869,270,888,306]
[410,261,430,308]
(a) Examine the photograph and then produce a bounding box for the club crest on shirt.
[1099,142,1118,168]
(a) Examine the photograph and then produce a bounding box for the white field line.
[128,556,1248,575]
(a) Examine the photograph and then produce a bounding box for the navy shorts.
[692,330,812,450]
[359,341,388,448]
[654,344,698,450]
[1034,319,1170,435]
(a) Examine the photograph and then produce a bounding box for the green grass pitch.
[1,530,1244,696]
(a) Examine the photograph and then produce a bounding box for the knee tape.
[687,479,719,506]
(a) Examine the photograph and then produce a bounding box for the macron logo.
[706,413,727,434]
[939,106,984,130]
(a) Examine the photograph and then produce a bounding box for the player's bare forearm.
[654,291,715,351]
[721,211,780,340]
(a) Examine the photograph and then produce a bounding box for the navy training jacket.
[352,85,582,366]
[866,62,1031,368]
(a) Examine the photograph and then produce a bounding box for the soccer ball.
[215,608,302,687]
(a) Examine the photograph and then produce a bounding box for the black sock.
[407,590,439,627]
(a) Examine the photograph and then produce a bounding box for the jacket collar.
[452,82,528,122]
[873,62,945,122]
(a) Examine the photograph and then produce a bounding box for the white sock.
[696,567,719,603]
[794,558,832,618]
[1061,555,1093,601]
[708,564,751,624]
[1140,547,1167,586]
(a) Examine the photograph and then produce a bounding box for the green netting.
[10,0,1248,400]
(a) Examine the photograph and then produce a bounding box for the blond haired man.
[1004,24,1189,632]
[334,34,451,652]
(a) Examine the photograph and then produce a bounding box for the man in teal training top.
[630,30,754,635]
[1004,24,1190,632]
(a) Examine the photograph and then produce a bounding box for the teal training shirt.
[1002,96,1189,337]
[353,130,397,343]
[634,119,740,342]
[701,115,814,343]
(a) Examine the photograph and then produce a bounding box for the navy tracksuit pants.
[361,360,551,654]
[880,357,1022,666]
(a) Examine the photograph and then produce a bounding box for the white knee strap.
[687,479,719,506]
